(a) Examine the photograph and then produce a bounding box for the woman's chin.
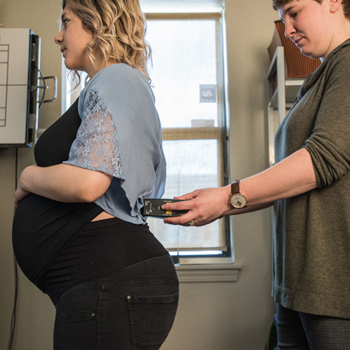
[299,48,314,59]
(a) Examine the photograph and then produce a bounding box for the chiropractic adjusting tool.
[142,198,188,218]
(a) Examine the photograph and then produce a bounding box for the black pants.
[54,255,179,350]
[275,304,350,350]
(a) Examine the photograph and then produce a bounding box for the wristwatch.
[229,180,247,209]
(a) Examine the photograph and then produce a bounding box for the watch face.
[230,194,247,209]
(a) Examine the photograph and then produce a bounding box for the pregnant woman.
[12,0,179,349]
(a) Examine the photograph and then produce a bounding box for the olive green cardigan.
[273,39,350,318]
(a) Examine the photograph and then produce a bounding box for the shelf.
[267,47,304,166]
[269,78,304,109]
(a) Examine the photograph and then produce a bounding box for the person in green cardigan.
[163,0,350,348]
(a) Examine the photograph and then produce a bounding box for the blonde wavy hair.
[61,0,152,84]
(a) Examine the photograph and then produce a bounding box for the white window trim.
[176,262,241,283]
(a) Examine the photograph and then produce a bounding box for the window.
[62,2,232,264]
[144,11,231,263]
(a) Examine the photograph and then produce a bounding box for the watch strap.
[231,180,240,194]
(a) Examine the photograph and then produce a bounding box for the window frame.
[144,9,233,265]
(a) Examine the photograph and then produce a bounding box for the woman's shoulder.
[328,39,350,65]
[94,63,145,85]
[324,39,350,81]
[78,64,153,116]
[83,64,149,98]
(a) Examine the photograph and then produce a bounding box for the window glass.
[145,14,228,255]
[147,20,219,128]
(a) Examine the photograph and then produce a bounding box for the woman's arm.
[14,163,112,207]
[162,148,317,226]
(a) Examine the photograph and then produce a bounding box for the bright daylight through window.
[145,12,230,262]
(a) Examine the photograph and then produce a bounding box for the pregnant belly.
[12,194,102,286]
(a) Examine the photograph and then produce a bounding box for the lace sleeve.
[64,90,125,179]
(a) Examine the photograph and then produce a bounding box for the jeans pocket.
[55,280,100,322]
[54,281,101,350]
[127,292,179,350]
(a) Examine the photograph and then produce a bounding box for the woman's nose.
[54,30,63,45]
[284,20,295,39]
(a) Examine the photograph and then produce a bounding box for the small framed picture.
[199,84,217,103]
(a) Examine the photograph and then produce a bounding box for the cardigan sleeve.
[304,49,350,187]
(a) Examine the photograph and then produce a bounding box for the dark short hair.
[271,0,350,21]
[272,0,321,10]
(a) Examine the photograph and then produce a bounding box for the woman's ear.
[329,0,343,14]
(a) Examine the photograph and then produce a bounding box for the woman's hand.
[14,184,31,207]
[14,165,36,207]
[162,186,232,227]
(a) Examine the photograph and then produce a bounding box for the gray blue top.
[64,63,166,224]
[273,39,350,318]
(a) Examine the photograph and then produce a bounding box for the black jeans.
[54,255,179,350]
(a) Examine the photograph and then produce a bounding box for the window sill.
[175,263,241,283]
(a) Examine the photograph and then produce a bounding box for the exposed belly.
[92,211,115,221]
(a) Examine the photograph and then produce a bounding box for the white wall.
[0,1,280,349]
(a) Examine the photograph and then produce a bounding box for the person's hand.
[162,186,231,227]
[14,165,35,207]
[14,185,30,207]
